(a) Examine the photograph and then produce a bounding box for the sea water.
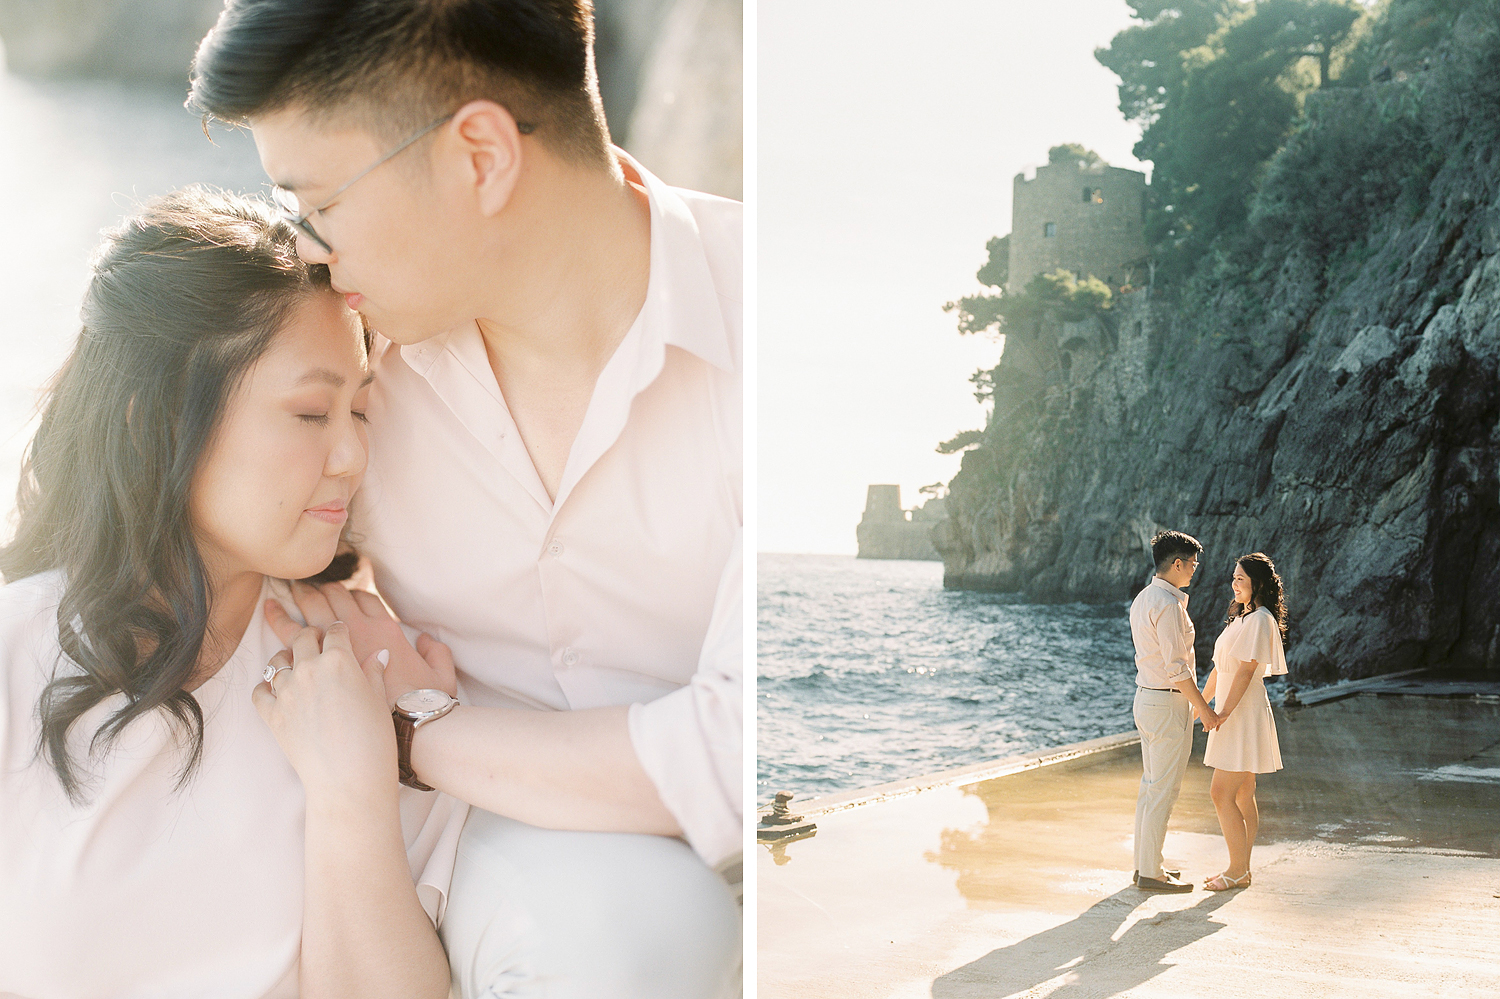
[757,553,1140,799]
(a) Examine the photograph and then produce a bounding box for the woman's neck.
[185,570,264,692]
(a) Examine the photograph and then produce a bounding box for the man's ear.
[449,99,526,217]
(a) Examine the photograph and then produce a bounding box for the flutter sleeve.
[1235,609,1287,676]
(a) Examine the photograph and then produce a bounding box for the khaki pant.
[439,808,741,999]
[1132,687,1193,879]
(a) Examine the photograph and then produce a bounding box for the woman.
[0,188,462,998]
[1200,552,1288,891]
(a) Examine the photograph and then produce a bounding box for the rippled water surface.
[757,554,1138,799]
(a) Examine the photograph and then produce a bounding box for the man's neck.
[475,152,651,378]
[470,153,653,501]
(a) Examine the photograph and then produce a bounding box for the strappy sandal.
[1204,871,1251,891]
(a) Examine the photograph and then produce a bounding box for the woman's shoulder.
[1251,606,1279,627]
[0,569,67,631]
[0,570,68,717]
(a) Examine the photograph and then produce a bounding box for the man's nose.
[296,231,335,266]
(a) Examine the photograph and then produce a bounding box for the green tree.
[1048,143,1106,168]
[976,235,1009,289]
[1097,0,1365,279]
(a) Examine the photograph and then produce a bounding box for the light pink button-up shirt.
[1130,576,1196,688]
[354,152,742,866]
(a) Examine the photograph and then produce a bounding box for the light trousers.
[439,808,741,999]
[1132,687,1193,879]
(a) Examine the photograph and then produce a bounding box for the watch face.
[397,689,452,715]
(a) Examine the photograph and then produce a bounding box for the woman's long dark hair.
[1224,551,1289,641]
[0,187,330,801]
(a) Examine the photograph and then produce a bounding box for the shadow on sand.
[932,888,1235,999]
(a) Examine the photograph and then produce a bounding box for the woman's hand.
[251,622,398,808]
[266,581,457,708]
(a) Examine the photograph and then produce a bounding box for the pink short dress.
[1203,606,1286,774]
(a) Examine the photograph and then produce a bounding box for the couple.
[1130,531,1286,895]
[0,1,741,998]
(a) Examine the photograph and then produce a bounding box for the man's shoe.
[1132,869,1181,884]
[1136,872,1193,893]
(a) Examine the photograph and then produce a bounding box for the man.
[1129,530,1218,894]
[188,2,741,996]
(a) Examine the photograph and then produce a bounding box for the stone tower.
[1007,154,1148,294]
[856,485,943,561]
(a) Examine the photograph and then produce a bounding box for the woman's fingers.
[291,624,324,664]
[290,579,338,628]
[250,680,276,722]
[320,620,355,660]
[264,599,304,647]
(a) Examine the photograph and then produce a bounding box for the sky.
[758,0,1151,554]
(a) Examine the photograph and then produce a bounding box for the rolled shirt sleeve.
[627,535,742,867]
[1157,600,1196,685]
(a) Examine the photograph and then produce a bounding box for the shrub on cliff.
[1249,0,1500,271]
[1249,84,1440,267]
[1097,0,1367,283]
[944,268,1112,340]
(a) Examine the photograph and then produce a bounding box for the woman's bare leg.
[1235,774,1259,871]
[1209,769,1252,877]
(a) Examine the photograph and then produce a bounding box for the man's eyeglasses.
[270,113,535,255]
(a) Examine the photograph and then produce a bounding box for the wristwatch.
[392,689,458,791]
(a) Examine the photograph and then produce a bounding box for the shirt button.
[548,540,564,557]
[561,648,579,667]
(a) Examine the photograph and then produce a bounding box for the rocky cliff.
[936,35,1500,682]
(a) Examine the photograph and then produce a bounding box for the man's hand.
[1199,707,1222,731]
[266,581,457,708]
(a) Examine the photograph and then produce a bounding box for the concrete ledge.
[769,730,1142,819]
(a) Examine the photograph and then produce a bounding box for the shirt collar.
[399,148,737,385]
[613,146,737,376]
[1151,575,1189,607]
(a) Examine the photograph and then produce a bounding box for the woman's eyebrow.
[295,368,376,388]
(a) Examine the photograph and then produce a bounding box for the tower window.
[1044,222,1056,237]
[1083,187,1104,204]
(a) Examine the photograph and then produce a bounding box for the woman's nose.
[325,419,368,478]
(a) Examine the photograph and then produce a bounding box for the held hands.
[1191,700,1222,731]
[251,622,397,806]
[265,580,458,708]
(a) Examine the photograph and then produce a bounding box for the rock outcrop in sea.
[936,58,1500,683]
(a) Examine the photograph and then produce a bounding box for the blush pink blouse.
[0,573,466,999]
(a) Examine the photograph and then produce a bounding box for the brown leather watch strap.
[392,711,436,791]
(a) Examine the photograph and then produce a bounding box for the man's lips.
[332,285,364,310]
[304,501,348,525]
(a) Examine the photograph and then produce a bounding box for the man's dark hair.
[187,0,610,166]
[1150,530,1202,573]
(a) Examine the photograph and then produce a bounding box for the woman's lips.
[304,502,347,525]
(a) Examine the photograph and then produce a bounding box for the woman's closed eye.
[298,410,371,426]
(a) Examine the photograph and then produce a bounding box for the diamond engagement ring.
[263,662,293,691]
